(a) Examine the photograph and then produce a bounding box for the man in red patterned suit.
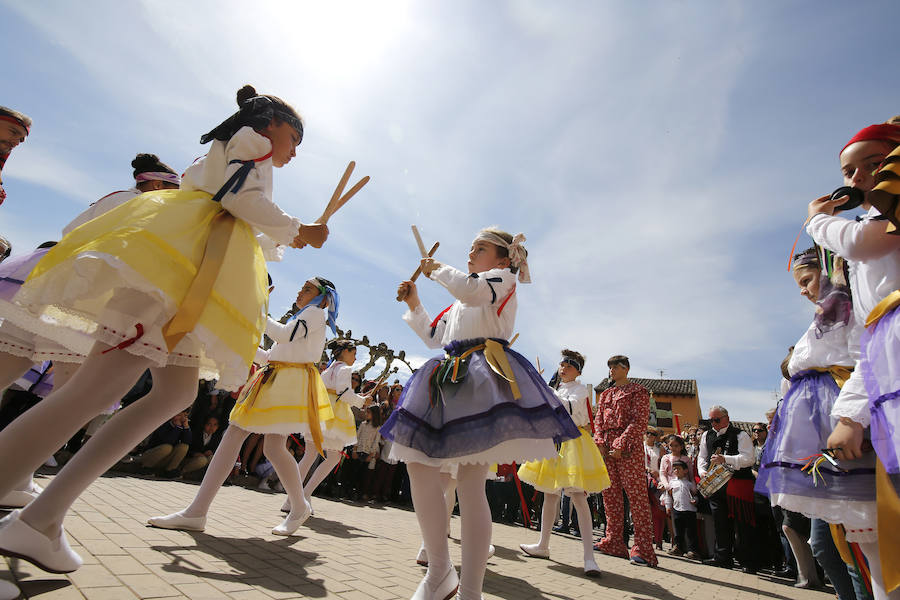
[592,355,657,567]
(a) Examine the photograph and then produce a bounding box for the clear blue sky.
[2,1,898,421]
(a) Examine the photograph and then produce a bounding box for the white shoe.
[416,545,428,566]
[487,544,495,560]
[519,543,550,559]
[0,510,82,573]
[411,565,458,600]
[43,456,58,468]
[147,511,206,532]
[0,579,19,600]
[0,481,42,509]
[271,498,311,536]
[584,557,602,578]
[281,497,291,513]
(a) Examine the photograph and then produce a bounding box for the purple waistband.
[762,460,875,476]
[872,389,900,410]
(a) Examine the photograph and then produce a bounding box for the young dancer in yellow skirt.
[285,339,379,513]
[149,277,337,535]
[0,85,329,574]
[519,349,610,577]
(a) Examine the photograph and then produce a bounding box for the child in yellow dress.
[0,85,329,574]
[518,349,610,577]
[148,277,337,536]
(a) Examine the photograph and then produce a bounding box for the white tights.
[182,426,306,520]
[533,491,595,561]
[409,462,491,600]
[0,343,197,537]
[859,541,900,600]
[0,354,79,493]
[299,448,340,498]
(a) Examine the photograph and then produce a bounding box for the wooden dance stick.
[411,225,429,258]
[396,241,439,301]
[315,161,370,224]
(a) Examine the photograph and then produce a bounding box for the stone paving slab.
[0,473,837,599]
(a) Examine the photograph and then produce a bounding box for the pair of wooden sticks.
[396,225,440,301]
[316,161,370,225]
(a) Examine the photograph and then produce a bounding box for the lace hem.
[390,437,558,467]
[768,492,876,530]
[12,253,250,390]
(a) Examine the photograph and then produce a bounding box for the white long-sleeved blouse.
[254,306,326,365]
[554,379,592,428]
[181,126,301,250]
[320,361,367,409]
[404,265,517,348]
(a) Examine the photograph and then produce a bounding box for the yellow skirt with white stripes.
[320,389,358,450]
[229,363,333,440]
[517,427,610,495]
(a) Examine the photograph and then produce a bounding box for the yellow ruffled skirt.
[518,427,611,495]
[14,190,268,390]
[320,390,358,450]
[229,362,334,443]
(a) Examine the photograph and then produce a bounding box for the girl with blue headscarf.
[148,277,338,537]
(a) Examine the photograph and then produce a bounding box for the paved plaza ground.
[1,472,838,599]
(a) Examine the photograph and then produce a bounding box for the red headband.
[0,115,29,137]
[842,123,900,154]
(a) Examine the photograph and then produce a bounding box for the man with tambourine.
[697,405,759,573]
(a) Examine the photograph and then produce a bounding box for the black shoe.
[552,525,570,534]
[702,557,734,569]
[773,567,797,579]
[742,566,758,574]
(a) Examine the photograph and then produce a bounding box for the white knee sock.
[2,359,79,493]
[457,463,491,600]
[444,474,457,535]
[182,425,249,518]
[408,463,452,585]
[0,345,149,504]
[263,435,306,515]
[20,363,198,535]
[571,492,596,562]
[296,445,318,487]
[859,541,900,600]
[534,493,560,551]
[302,450,340,498]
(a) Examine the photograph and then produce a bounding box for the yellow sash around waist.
[161,209,235,351]
[237,361,326,457]
[810,365,854,389]
[447,339,521,399]
[865,289,900,329]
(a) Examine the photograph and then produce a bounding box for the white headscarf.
[474,231,531,283]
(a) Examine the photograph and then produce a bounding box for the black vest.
[705,425,753,480]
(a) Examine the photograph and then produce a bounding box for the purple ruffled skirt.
[861,304,900,475]
[381,338,580,466]
[756,370,876,506]
[0,248,50,302]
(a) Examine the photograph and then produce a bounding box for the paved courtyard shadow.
[150,532,328,597]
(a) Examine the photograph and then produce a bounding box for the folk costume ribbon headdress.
[199,95,304,145]
[135,171,181,185]
[474,231,531,283]
[289,277,340,336]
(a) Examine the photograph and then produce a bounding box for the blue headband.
[288,283,340,335]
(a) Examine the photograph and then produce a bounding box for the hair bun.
[131,153,161,171]
[236,84,257,106]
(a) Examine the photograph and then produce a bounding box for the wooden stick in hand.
[316,161,370,224]
[396,242,439,301]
